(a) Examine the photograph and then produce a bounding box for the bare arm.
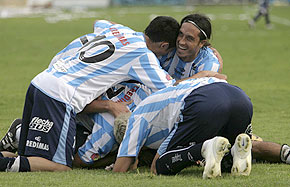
[82,98,131,118]
[112,157,136,172]
[174,71,227,85]
[150,153,160,175]
[210,47,223,73]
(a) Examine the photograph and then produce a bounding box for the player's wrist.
[106,100,116,113]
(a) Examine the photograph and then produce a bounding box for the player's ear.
[160,42,170,50]
[200,40,207,47]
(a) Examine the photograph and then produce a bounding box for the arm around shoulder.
[210,47,223,73]
[174,71,227,85]
[81,98,131,118]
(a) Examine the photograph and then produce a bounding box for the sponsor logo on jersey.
[26,136,49,151]
[166,74,173,81]
[187,152,194,162]
[29,117,54,133]
[35,136,41,142]
[90,153,100,161]
[109,27,130,46]
[53,59,68,73]
[171,153,182,163]
[117,85,139,102]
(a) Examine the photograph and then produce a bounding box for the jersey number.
[79,35,115,63]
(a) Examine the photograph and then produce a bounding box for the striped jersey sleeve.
[193,47,220,73]
[49,20,135,68]
[117,77,227,158]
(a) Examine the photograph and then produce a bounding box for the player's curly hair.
[144,16,180,49]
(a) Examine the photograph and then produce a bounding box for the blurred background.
[0,0,290,185]
[0,0,289,17]
[1,0,290,8]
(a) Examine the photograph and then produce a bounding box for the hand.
[82,98,132,118]
[201,71,227,80]
[108,100,132,118]
[130,158,138,171]
[213,72,227,80]
[210,47,223,73]
[113,157,135,172]
[174,71,227,85]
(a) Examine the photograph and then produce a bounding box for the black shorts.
[165,82,253,152]
[18,84,76,167]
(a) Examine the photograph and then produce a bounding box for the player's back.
[32,21,170,113]
[118,77,228,157]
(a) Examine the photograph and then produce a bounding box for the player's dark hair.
[145,16,180,49]
[181,13,212,46]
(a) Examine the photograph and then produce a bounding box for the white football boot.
[231,133,252,176]
[281,144,290,164]
[201,136,231,179]
[0,118,22,153]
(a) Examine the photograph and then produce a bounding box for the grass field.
[0,4,290,186]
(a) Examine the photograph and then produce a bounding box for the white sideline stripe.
[271,15,290,26]
[159,144,195,159]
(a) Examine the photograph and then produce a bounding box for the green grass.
[0,5,290,186]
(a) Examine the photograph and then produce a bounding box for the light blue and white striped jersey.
[32,20,175,113]
[117,77,227,158]
[159,47,220,80]
[78,82,152,163]
[49,20,136,67]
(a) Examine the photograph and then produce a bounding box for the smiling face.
[176,22,206,62]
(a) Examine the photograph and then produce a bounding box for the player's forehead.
[180,22,200,38]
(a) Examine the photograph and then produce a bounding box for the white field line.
[0,7,290,26]
[271,15,290,26]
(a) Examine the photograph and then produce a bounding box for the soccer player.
[73,70,227,168]
[73,81,152,167]
[248,0,273,29]
[0,73,224,169]
[0,16,179,172]
[159,13,223,81]
[112,77,253,178]
[72,14,225,167]
[1,14,288,171]
[168,13,290,168]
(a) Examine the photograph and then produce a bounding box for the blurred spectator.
[27,0,52,8]
[248,0,273,29]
